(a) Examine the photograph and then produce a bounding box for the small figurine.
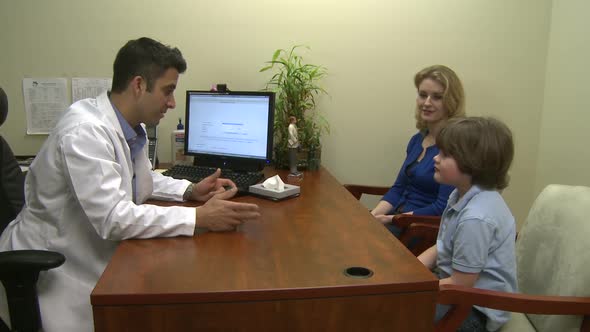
[287,116,302,177]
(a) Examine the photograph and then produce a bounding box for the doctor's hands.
[191,168,237,202]
[195,187,260,232]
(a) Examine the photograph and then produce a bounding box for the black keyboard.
[162,165,264,194]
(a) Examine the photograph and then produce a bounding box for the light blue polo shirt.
[435,185,517,331]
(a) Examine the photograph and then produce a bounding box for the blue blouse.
[381,132,453,216]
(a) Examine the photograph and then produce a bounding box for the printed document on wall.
[22,78,68,135]
[72,77,112,102]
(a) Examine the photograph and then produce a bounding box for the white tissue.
[262,175,285,192]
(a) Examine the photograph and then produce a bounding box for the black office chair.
[0,87,65,332]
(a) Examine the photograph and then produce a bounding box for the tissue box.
[249,183,300,200]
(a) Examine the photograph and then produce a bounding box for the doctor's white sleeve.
[150,170,191,201]
[60,124,195,240]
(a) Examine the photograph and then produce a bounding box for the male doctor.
[0,37,260,332]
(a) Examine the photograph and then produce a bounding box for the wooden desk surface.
[91,167,437,331]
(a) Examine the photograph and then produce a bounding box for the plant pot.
[306,148,321,171]
[273,146,321,171]
[273,147,289,169]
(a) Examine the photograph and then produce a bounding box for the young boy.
[418,117,517,332]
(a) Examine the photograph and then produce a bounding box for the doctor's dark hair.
[111,37,187,93]
[436,117,514,190]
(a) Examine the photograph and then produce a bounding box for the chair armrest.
[400,222,439,256]
[0,250,65,277]
[436,284,590,332]
[394,215,441,228]
[395,215,441,255]
[343,184,389,200]
[439,284,590,314]
[0,250,65,332]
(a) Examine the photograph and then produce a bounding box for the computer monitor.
[184,90,275,172]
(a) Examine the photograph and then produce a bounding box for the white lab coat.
[0,92,196,332]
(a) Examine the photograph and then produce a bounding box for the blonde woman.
[371,65,465,236]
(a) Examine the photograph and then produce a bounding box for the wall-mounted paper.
[22,78,68,135]
[72,77,112,102]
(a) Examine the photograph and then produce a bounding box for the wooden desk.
[91,167,438,331]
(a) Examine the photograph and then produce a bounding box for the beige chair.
[436,184,590,332]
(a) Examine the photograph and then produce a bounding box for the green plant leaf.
[260,45,328,157]
[272,49,282,62]
[259,65,273,72]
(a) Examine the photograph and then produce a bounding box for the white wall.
[0,0,554,225]
[535,0,590,197]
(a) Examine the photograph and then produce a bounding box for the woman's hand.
[373,214,394,224]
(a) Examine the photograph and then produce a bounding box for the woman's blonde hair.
[414,65,465,131]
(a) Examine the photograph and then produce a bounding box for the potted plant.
[260,45,328,170]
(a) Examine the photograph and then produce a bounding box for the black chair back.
[0,87,25,235]
[0,86,60,332]
[0,87,7,126]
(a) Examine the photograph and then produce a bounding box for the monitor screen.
[184,91,274,171]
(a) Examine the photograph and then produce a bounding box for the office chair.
[343,184,441,256]
[435,185,590,332]
[0,87,65,332]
